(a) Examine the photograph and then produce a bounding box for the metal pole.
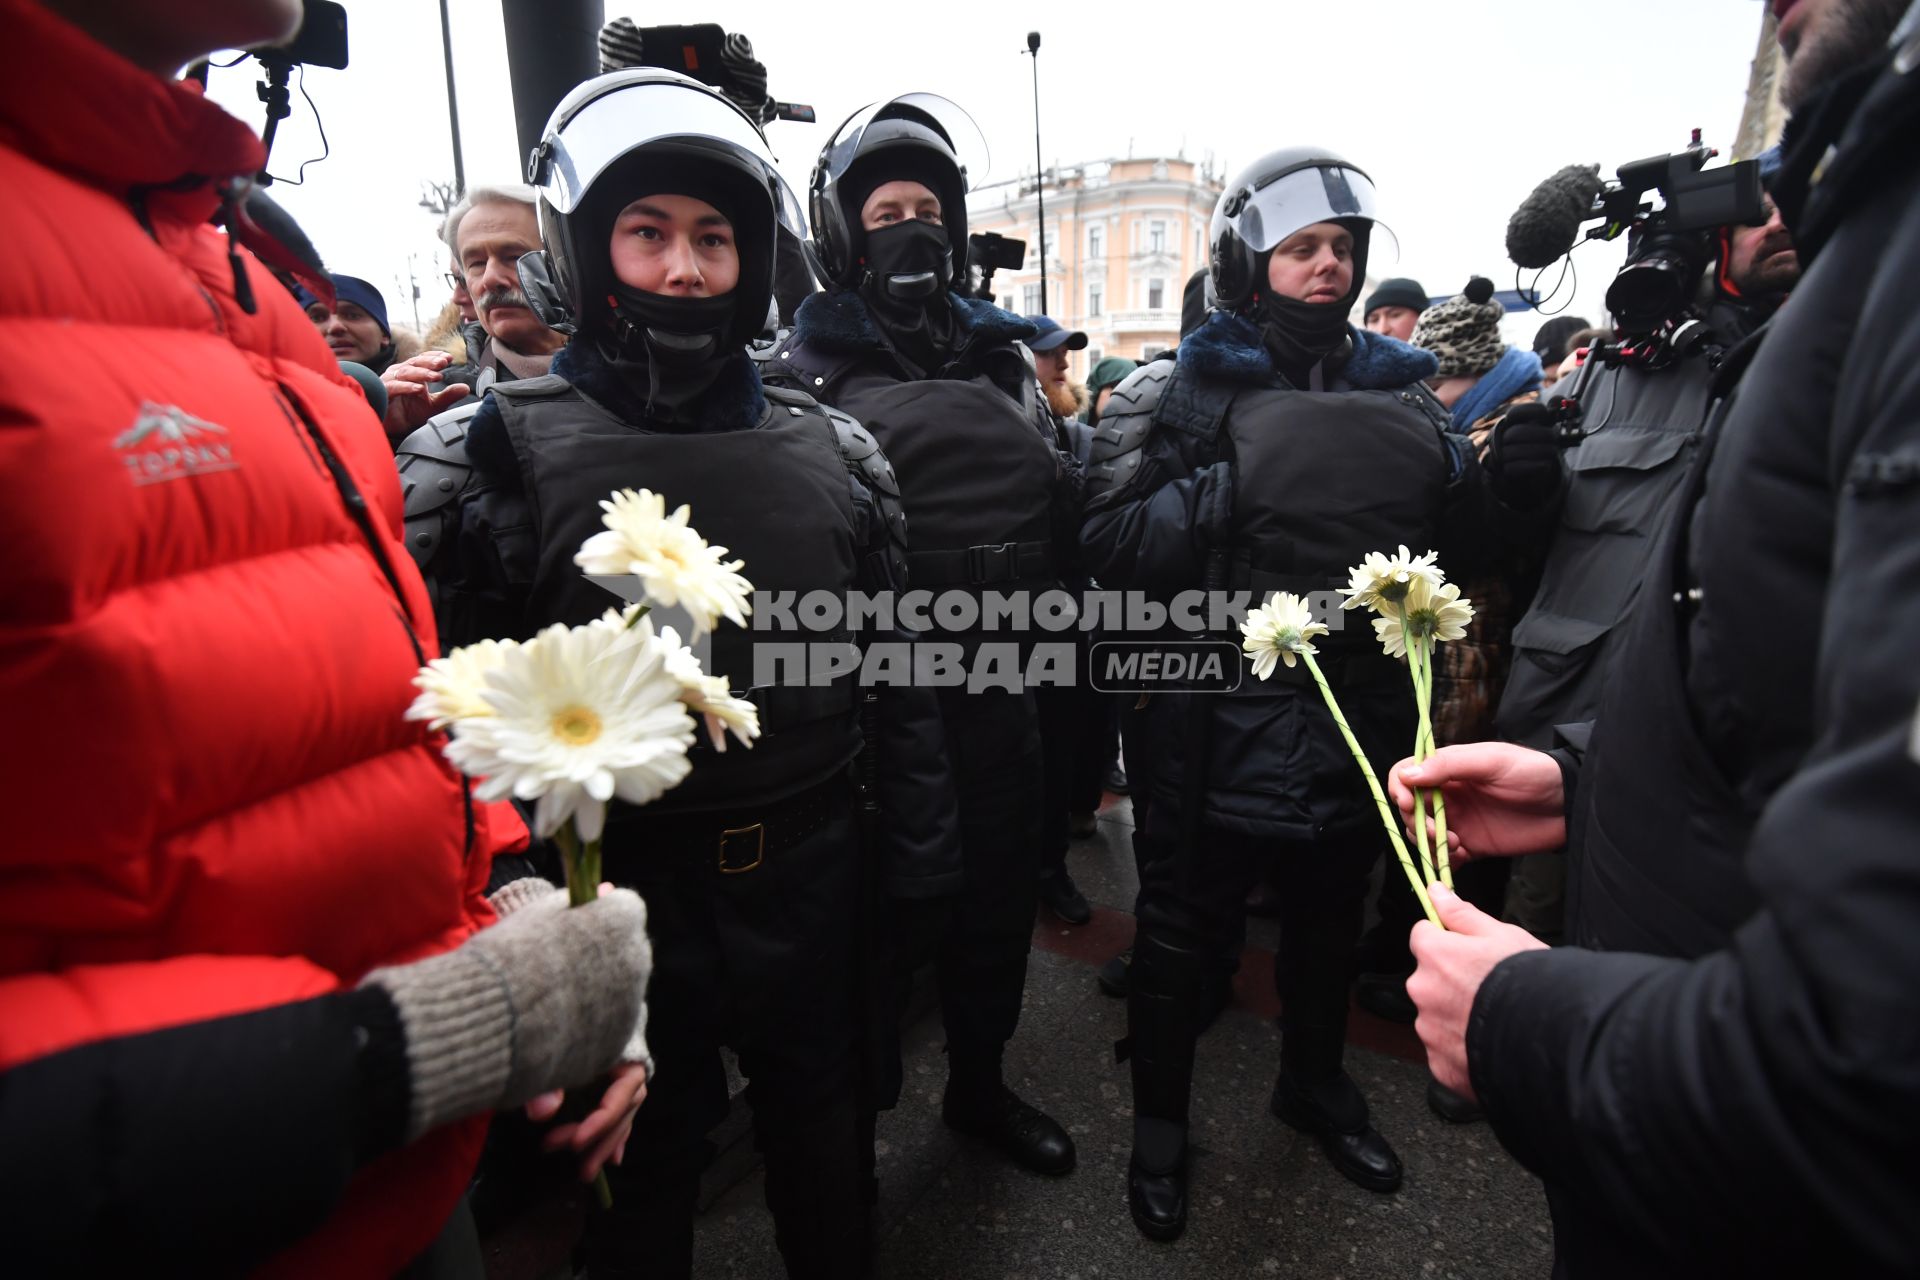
[1027,31,1046,315]
[438,0,465,194]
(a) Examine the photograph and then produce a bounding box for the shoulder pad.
[762,382,821,411]
[396,403,481,568]
[762,336,859,398]
[487,373,574,403]
[1085,361,1175,500]
[824,404,909,579]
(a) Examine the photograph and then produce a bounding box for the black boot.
[943,1047,1075,1176]
[1124,930,1210,1242]
[1270,1069,1403,1193]
[760,1096,873,1279]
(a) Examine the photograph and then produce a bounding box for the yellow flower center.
[550,704,604,746]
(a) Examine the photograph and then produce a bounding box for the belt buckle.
[718,822,765,874]
[967,542,1016,583]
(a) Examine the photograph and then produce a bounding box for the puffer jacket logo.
[114,402,237,485]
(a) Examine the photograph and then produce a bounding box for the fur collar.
[1179,311,1438,391]
[551,338,767,431]
[790,288,1038,356]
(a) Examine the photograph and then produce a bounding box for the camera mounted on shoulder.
[1508,130,1763,363]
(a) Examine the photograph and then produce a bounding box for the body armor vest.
[829,373,1058,593]
[490,376,863,810]
[1219,380,1450,640]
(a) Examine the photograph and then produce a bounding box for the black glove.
[1484,402,1565,509]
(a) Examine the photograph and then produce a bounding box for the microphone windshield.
[1507,164,1604,270]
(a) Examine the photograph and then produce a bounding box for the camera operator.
[1494,153,1798,945]
[1397,0,1920,1274]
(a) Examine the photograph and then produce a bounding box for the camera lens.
[1606,228,1706,333]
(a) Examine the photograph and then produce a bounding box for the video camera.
[1509,130,1764,341]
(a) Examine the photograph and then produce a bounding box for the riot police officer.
[407,70,963,1278]
[763,93,1081,1178]
[1081,146,1556,1242]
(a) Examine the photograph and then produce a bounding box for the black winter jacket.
[1079,314,1531,837]
[1495,298,1773,749]
[1469,37,1920,1277]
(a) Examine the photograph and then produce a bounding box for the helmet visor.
[1223,163,1390,253]
[819,92,990,190]
[538,77,804,234]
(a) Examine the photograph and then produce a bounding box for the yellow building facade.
[967,156,1225,375]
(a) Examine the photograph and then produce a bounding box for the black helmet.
[522,68,804,354]
[1209,146,1395,313]
[807,93,986,291]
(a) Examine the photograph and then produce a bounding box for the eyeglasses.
[444,271,464,291]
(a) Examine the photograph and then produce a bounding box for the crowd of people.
[4,0,1920,1276]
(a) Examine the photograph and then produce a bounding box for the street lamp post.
[438,0,465,194]
[1025,31,1046,315]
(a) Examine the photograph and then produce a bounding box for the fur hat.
[1412,277,1504,379]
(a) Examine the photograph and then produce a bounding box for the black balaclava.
[843,151,960,375]
[585,156,756,422]
[1252,217,1372,386]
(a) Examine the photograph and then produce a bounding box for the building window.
[1088,283,1103,317]
[1147,278,1165,311]
[1149,220,1166,254]
[1088,345,1103,368]
[1142,343,1168,359]
[1000,294,1015,313]
[1022,283,1042,314]
[1088,223,1104,259]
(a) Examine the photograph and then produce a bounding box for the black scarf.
[603,288,737,425]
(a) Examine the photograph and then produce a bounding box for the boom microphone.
[1506,164,1605,269]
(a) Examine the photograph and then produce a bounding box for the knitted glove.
[1485,402,1565,509]
[360,887,652,1140]
[487,875,557,919]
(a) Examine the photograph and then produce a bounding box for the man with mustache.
[384,184,568,442]
[1399,0,1920,1274]
[395,184,572,599]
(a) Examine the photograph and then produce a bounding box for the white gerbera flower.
[591,607,761,752]
[1240,592,1330,681]
[657,624,760,752]
[1370,578,1475,659]
[406,638,520,731]
[448,619,698,841]
[573,488,753,638]
[1338,545,1445,612]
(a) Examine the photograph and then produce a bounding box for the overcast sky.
[204,0,1777,346]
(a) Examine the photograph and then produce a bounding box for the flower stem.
[548,824,616,1209]
[1404,622,1435,885]
[1302,651,1441,928]
[1413,635,1454,890]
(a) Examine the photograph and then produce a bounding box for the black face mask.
[863,219,952,301]
[604,284,737,420]
[859,220,956,374]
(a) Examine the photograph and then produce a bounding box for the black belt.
[608,775,848,875]
[908,540,1054,586]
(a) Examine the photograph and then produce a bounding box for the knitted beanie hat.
[1411,277,1505,378]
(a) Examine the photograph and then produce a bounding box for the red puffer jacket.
[0,3,519,1273]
